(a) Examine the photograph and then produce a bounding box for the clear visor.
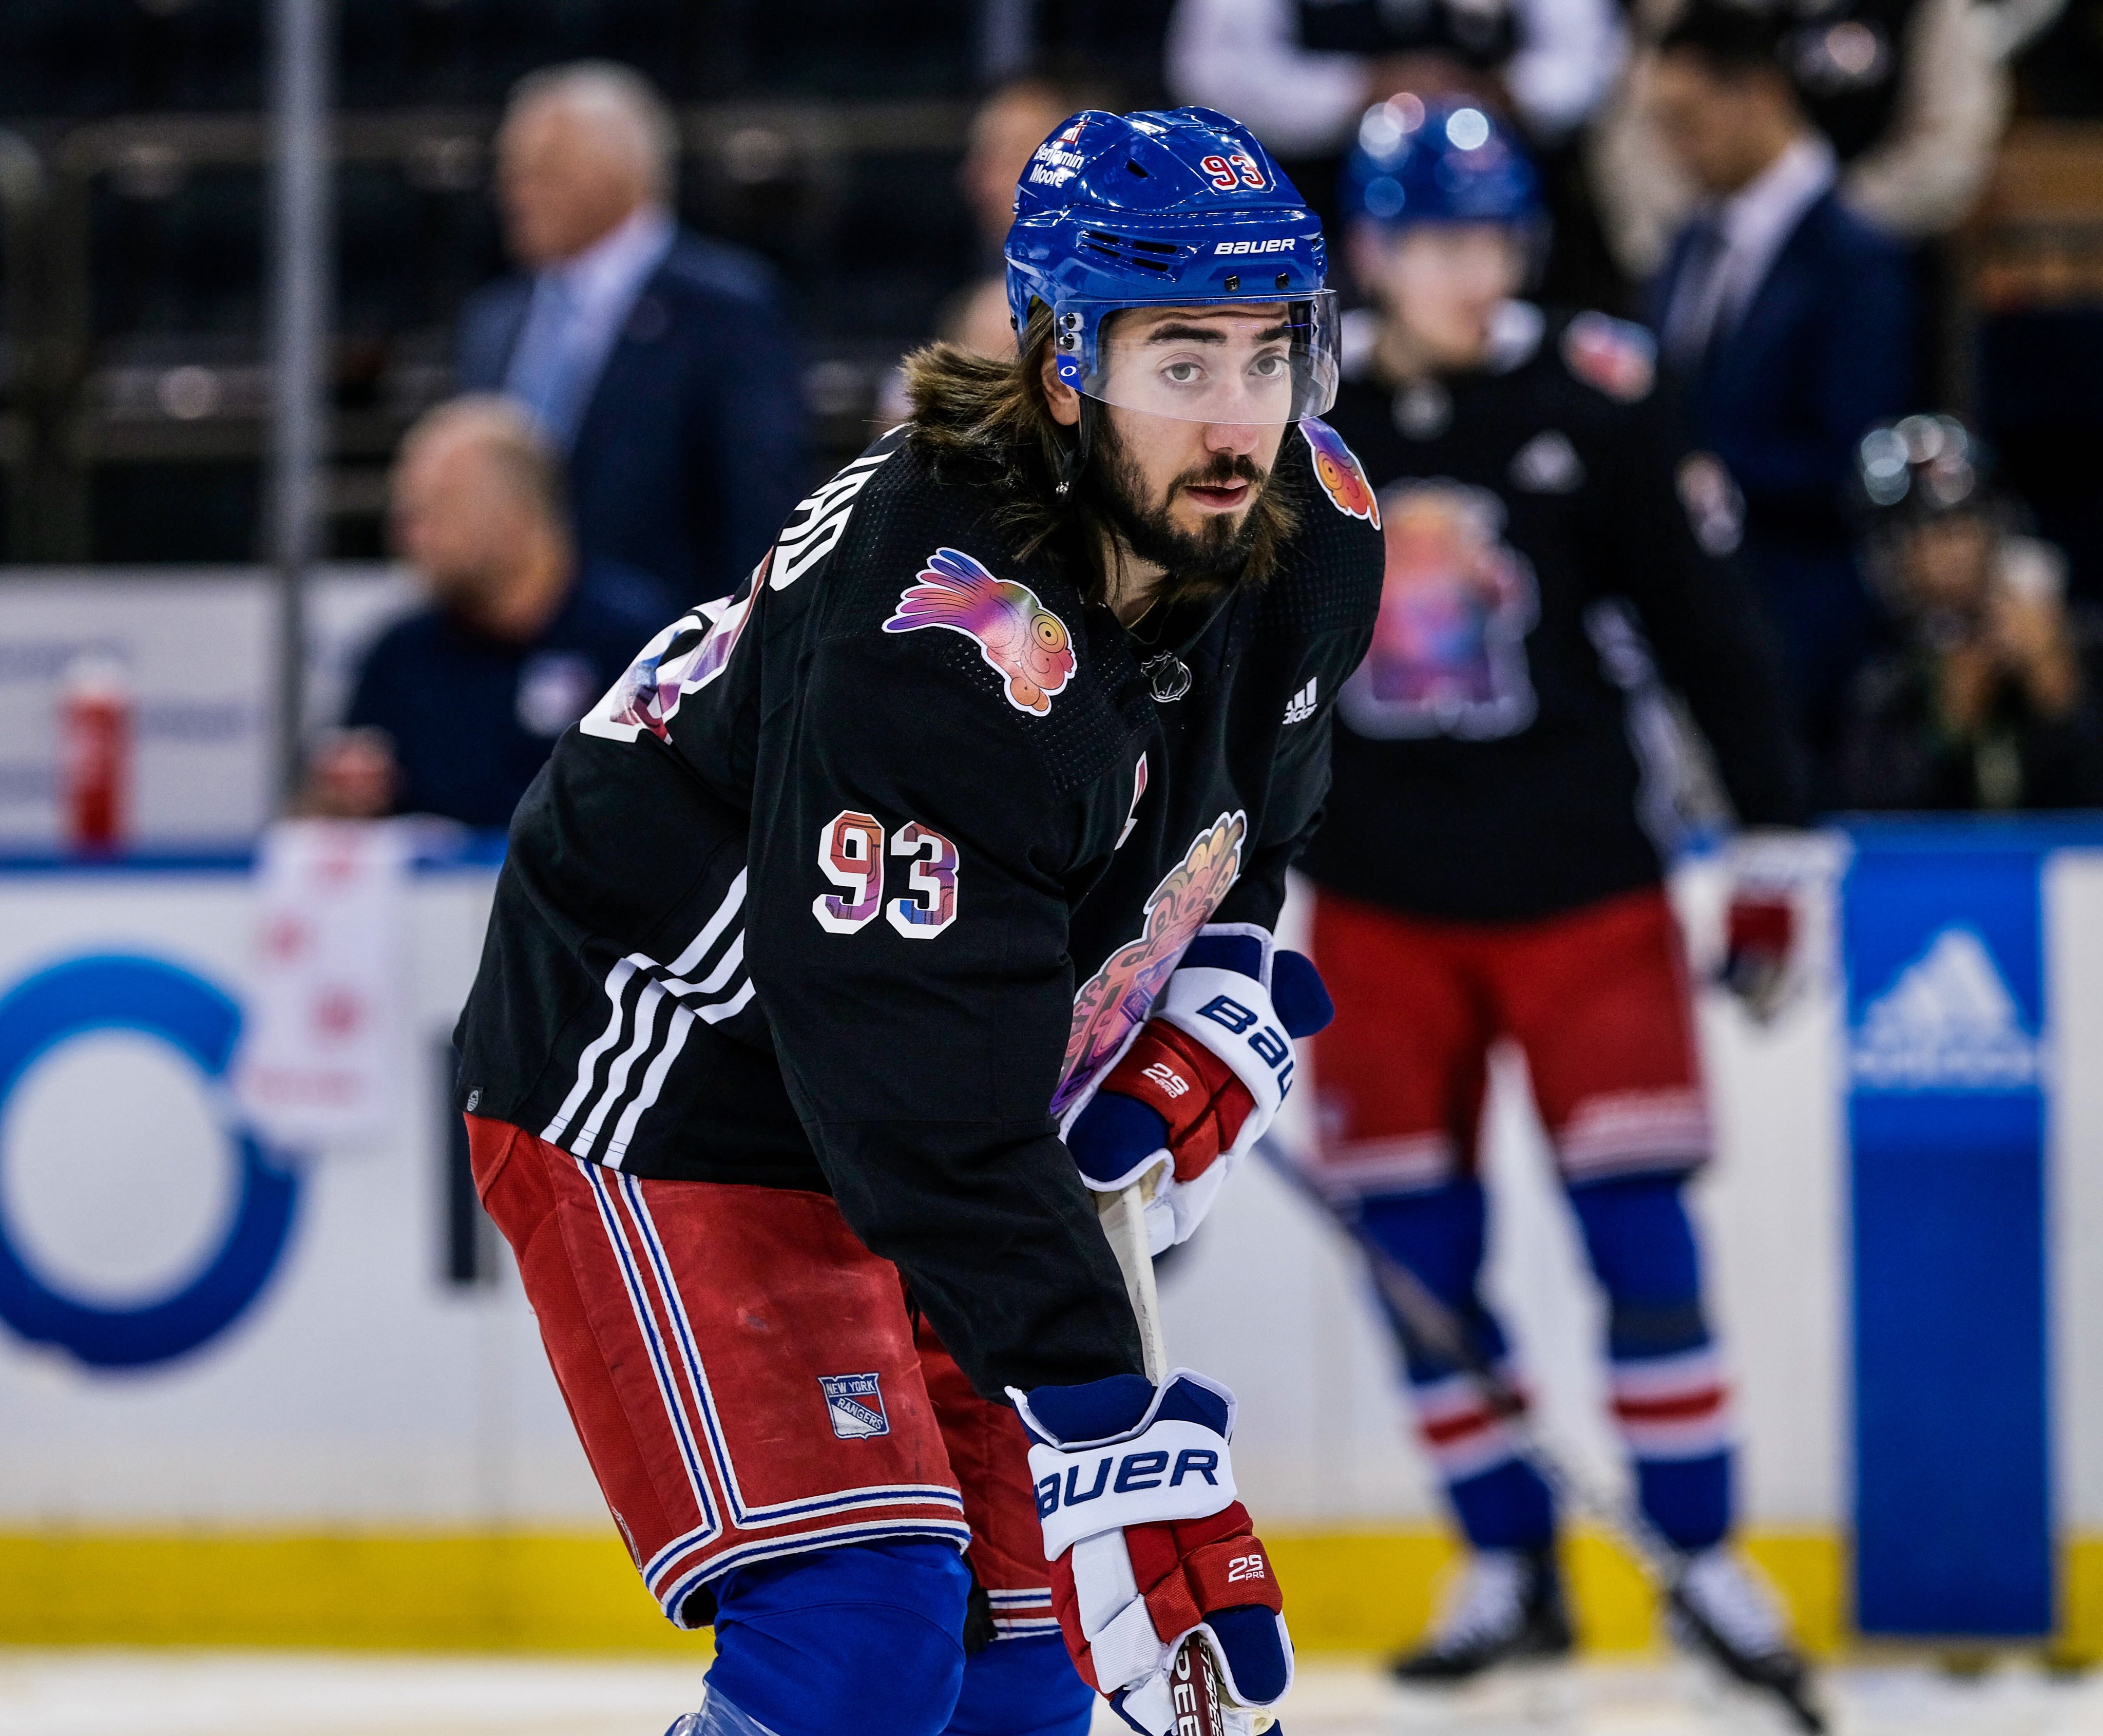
[1072,292,1339,425]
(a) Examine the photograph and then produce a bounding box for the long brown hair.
[900,309,1298,610]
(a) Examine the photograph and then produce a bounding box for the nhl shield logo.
[820,1372,891,1439]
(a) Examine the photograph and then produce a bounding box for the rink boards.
[0,829,2097,1656]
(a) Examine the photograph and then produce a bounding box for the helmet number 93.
[1201,152,1267,192]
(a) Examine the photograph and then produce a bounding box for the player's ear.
[1040,349,1083,428]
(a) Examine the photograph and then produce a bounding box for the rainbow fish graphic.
[883,547,1077,716]
[1052,810,1248,1121]
[1301,417,1381,529]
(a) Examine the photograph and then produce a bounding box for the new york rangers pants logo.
[820,1372,890,1439]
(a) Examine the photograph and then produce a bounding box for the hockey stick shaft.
[1248,1137,1683,1577]
[1099,1180,1169,1382]
[1252,1137,1825,1733]
[1099,1180,1271,1736]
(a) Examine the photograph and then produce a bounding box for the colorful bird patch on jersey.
[1561,312,1655,403]
[1052,810,1247,1121]
[883,546,1077,716]
[1301,417,1381,528]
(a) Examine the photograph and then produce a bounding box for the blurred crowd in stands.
[191,0,2100,826]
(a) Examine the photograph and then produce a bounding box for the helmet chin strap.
[1054,394,1098,498]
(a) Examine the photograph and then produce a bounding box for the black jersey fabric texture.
[1299,304,1806,924]
[453,419,1383,1399]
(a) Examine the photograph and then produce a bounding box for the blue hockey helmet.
[1341,97,1541,231]
[1004,107,1339,425]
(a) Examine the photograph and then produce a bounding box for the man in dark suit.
[457,62,808,606]
[1646,2,1914,758]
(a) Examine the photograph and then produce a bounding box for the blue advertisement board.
[1843,824,2052,1635]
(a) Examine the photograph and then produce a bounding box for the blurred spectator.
[1594,0,2060,276]
[1167,0,1630,305]
[302,397,665,830]
[1165,0,1623,154]
[1837,414,2103,808]
[1648,0,1914,753]
[456,62,807,606]
[939,69,1129,358]
[977,1,1176,104]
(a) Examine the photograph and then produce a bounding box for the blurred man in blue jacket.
[305,398,666,830]
[1647,1,1913,757]
[457,62,807,606]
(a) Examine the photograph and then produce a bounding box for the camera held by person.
[1836,414,2103,812]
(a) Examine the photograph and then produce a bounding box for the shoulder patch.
[1300,416,1381,528]
[1561,312,1655,404]
[882,546,1076,716]
[580,549,766,744]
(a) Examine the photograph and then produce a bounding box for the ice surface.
[4,1651,2100,1736]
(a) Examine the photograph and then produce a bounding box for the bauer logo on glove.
[1010,1369,1293,1736]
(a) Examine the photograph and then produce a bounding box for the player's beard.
[1085,412,1271,584]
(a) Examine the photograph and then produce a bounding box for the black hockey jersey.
[455,421,1383,1399]
[1299,304,1804,923]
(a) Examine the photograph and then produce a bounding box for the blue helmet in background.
[1004,107,1340,424]
[1341,98,1541,231]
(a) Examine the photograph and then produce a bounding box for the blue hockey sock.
[942,1634,1094,1736]
[1637,1453,1732,1552]
[1447,1456,1557,1552]
[1362,1182,1556,1553]
[1569,1174,1732,1552]
[705,1539,971,1736]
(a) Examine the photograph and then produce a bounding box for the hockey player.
[452,108,1382,1736]
[1297,99,1814,1693]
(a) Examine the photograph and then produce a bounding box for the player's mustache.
[1173,454,1267,495]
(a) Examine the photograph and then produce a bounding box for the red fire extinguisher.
[59,652,130,854]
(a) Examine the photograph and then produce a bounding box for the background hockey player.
[451,107,1381,1736]
[1297,98,1814,1695]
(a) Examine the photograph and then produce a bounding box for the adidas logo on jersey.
[1851,926,2039,1090]
[1282,678,1318,723]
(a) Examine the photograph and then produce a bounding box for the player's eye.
[1161,359,1205,386]
[1249,352,1289,379]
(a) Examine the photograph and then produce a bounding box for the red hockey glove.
[1076,1019,1255,1188]
[1012,1370,1292,1735]
[1722,890,1795,1022]
[1718,829,1843,1024]
[1067,930,1333,1253]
